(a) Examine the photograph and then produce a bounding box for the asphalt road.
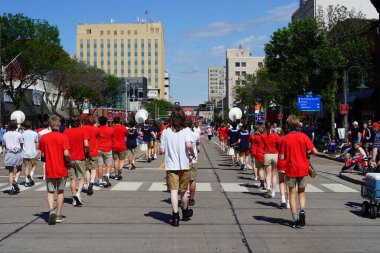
[0,137,378,253]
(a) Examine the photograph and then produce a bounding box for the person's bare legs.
[170,190,179,213]
[114,159,120,176]
[47,192,55,211]
[56,190,64,216]
[7,168,14,188]
[271,167,278,197]
[189,180,196,202]
[70,178,76,197]
[265,165,272,190]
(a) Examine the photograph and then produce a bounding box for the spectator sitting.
[341,141,367,172]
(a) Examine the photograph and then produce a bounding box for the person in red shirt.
[279,115,318,228]
[218,124,225,151]
[248,127,258,180]
[254,127,266,190]
[39,115,71,225]
[82,116,100,195]
[97,116,114,187]
[112,117,129,180]
[64,117,89,206]
[277,134,289,209]
[260,122,281,198]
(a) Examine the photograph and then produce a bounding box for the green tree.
[144,99,173,120]
[0,13,62,109]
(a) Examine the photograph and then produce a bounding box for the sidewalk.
[316,153,365,185]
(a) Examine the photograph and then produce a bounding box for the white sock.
[25,177,29,183]
[106,173,110,178]
[281,195,286,202]
[30,171,34,178]
[14,177,19,183]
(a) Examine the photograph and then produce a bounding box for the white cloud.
[185,3,298,40]
[209,45,226,57]
[233,35,269,55]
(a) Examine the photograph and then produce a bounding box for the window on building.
[134,30,137,35]
[235,62,240,67]
[100,30,104,35]
[242,71,247,76]
[107,30,110,35]
[155,28,159,34]
[86,29,91,34]
[235,71,240,76]
[242,62,246,67]
[128,30,131,35]
[114,30,117,35]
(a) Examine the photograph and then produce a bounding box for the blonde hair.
[286,115,300,131]
[49,115,61,129]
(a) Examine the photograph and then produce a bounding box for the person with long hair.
[279,115,318,228]
[160,108,196,226]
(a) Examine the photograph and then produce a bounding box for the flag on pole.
[6,53,22,77]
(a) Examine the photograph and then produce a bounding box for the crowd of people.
[2,109,378,228]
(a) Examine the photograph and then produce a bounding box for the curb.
[338,173,364,185]
[316,153,342,163]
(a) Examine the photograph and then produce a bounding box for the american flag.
[6,53,22,77]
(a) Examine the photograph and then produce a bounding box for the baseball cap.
[373,122,379,128]
[352,121,358,125]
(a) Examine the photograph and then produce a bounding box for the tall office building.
[292,0,378,22]
[226,48,264,108]
[208,67,226,104]
[76,21,165,99]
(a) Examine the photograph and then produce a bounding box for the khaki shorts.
[46,177,67,192]
[189,163,198,181]
[264,153,278,166]
[69,160,86,180]
[85,156,98,171]
[127,148,137,156]
[98,150,112,166]
[286,176,308,189]
[112,151,126,161]
[166,170,189,192]
[23,157,37,167]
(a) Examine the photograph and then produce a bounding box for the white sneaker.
[286,200,290,209]
[72,198,77,206]
[254,176,258,181]
[154,154,157,159]
[266,189,272,198]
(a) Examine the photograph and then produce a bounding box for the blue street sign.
[255,113,264,123]
[297,95,321,111]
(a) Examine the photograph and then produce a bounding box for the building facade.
[208,67,226,104]
[76,22,165,100]
[226,48,264,108]
[292,0,378,22]
[164,70,170,101]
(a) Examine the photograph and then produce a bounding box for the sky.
[1,0,298,106]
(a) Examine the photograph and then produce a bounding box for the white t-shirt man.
[2,131,24,150]
[160,128,192,171]
[185,127,200,161]
[193,126,201,136]
[22,130,38,158]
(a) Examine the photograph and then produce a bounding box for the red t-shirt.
[249,134,257,155]
[39,131,70,178]
[82,125,100,157]
[279,132,315,177]
[112,124,129,151]
[222,127,229,139]
[97,126,114,152]
[255,134,264,163]
[260,132,281,154]
[64,127,89,160]
[277,137,286,171]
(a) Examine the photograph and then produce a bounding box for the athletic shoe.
[266,189,272,198]
[254,176,258,181]
[48,211,57,225]
[240,164,245,171]
[154,154,157,159]
[147,158,152,163]
[87,183,94,196]
[24,182,32,187]
[182,208,193,221]
[279,202,287,209]
[72,198,77,206]
[286,201,290,209]
[27,175,35,186]
[56,215,64,223]
[298,210,306,227]
[130,163,136,170]
[12,181,20,192]
[291,220,300,228]
[259,185,267,191]
[73,195,83,206]
[170,212,180,226]
[103,177,112,187]
[114,175,122,180]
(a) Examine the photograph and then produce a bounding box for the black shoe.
[27,175,35,186]
[291,220,300,228]
[103,177,112,187]
[130,163,136,170]
[48,211,57,225]
[12,181,20,192]
[298,211,306,227]
[279,202,287,209]
[259,185,267,191]
[182,208,193,221]
[147,158,152,163]
[115,175,122,180]
[170,212,180,226]
[87,183,94,196]
[25,182,32,187]
[73,195,83,206]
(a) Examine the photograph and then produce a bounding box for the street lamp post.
[342,66,369,142]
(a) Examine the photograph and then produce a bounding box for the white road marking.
[148,182,167,191]
[19,182,43,192]
[111,182,143,191]
[305,184,324,193]
[195,183,213,192]
[221,183,249,192]
[321,183,358,193]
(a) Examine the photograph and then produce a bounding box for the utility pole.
[343,69,348,143]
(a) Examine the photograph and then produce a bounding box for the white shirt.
[38,128,51,140]
[160,127,192,171]
[22,130,38,158]
[193,127,201,136]
[185,127,200,160]
[2,131,24,150]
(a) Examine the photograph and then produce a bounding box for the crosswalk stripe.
[111,182,143,191]
[321,183,358,193]
[196,183,213,192]
[305,184,324,193]
[19,182,43,192]
[148,182,167,191]
[221,183,249,192]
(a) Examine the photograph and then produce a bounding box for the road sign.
[297,95,321,111]
[340,104,349,115]
[255,113,264,123]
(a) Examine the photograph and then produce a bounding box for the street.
[0,137,379,253]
